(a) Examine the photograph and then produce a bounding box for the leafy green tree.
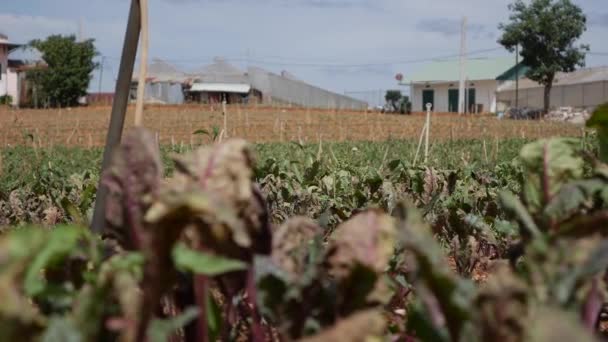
[385,90,402,112]
[28,35,99,108]
[498,0,589,114]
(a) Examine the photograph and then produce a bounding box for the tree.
[385,90,402,113]
[498,0,589,114]
[28,35,99,108]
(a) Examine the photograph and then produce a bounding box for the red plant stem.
[194,275,210,342]
[582,278,603,331]
[200,145,221,188]
[247,266,266,342]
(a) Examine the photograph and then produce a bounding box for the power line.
[101,47,504,69]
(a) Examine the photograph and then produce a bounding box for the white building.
[401,57,518,113]
[0,33,21,104]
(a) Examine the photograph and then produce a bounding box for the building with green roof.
[399,56,521,113]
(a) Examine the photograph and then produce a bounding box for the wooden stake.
[483,139,488,164]
[424,104,431,164]
[222,100,228,138]
[414,122,426,166]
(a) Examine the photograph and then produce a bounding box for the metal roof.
[0,33,22,51]
[496,63,530,81]
[192,58,243,76]
[133,59,188,83]
[406,56,516,83]
[189,83,251,93]
[496,66,608,92]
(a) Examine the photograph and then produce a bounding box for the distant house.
[401,57,520,113]
[187,58,261,104]
[0,33,45,107]
[132,57,368,109]
[0,33,22,105]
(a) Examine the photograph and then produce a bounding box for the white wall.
[496,81,608,109]
[7,69,18,105]
[412,79,498,113]
[0,45,8,97]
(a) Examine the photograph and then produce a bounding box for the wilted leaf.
[272,217,323,276]
[394,202,474,342]
[526,306,596,342]
[298,309,386,342]
[475,264,528,342]
[327,209,396,277]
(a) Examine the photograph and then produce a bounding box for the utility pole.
[515,44,519,109]
[78,17,84,42]
[98,56,106,95]
[458,16,467,114]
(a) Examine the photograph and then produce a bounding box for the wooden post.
[222,99,228,138]
[91,0,142,233]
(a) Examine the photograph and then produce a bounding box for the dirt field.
[0,105,583,147]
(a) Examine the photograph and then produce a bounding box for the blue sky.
[1,0,607,100]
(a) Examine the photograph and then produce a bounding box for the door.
[467,88,476,113]
[448,89,459,112]
[422,90,434,111]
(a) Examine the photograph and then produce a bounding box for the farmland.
[0,105,606,341]
[0,105,582,147]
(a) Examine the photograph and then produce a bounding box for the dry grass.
[0,105,583,148]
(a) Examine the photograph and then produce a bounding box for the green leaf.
[406,301,450,342]
[519,138,584,212]
[172,243,247,276]
[41,317,83,342]
[60,197,87,226]
[206,290,222,341]
[24,225,86,297]
[586,103,608,163]
[192,129,210,136]
[543,179,606,222]
[499,191,543,241]
[147,307,200,342]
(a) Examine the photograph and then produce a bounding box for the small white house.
[401,57,518,113]
[0,33,22,104]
